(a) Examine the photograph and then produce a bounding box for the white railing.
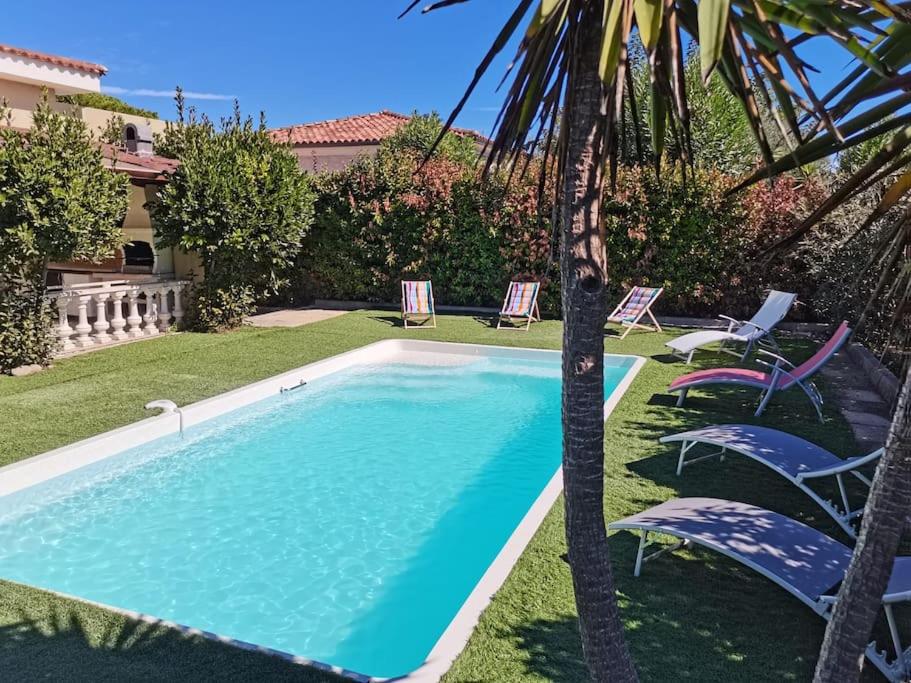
[45,280,188,354]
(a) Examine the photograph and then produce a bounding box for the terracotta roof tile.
[270,110,487,146]
[0,43,107,76]
[101,143,178,182]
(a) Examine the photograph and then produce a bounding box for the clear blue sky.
[4,1,855,134]
[3,1,522,134]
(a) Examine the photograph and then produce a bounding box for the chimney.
[123,123,154,157]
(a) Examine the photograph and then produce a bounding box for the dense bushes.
[151,100,315,331]
[295,116,559,312]
[0,99,130,372]
[602,166,739,314]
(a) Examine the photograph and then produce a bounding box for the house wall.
[291,143,379,173]
[0,79,71,128]
[77,106,167,137]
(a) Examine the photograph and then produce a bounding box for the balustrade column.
[126,289,143,338]
[109,291,128,341]
[54,296,75,352]
[74,295,94,348]
[157,287,172,330]
[92,292,111,344]
[141,288,159,336]
[172,284,184,325]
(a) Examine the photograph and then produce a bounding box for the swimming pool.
[0,341,642,681]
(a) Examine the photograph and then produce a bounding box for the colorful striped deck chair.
[498,281,541,331]
[608,286,663,339]
[401,280,436,329]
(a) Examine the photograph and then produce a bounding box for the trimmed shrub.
[0,98,129,372]
[150,99,315,331]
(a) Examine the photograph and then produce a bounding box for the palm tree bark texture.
[559,2,637,681]
[815,364,911,682]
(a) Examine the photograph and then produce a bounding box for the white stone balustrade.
[45,280,188,355]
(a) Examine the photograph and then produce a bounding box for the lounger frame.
[668,289,797,363]
[611,513,911,682]
[661,430,883,537]
[401,280,437,329]
[497,282,541,331]
[608,287,664,339]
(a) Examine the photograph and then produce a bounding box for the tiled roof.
[101,144,178,182]
[0,43,107,75]
[270,110,487,146]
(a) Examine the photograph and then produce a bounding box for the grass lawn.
[0,310,881,681]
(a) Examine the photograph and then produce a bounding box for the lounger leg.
[676,389,688,407]
[634,531,648,577]
[740,339,754,362]
[755,387,774,417]
[884,605,908,680]
[676,443,687,475]
[686,349,695,364]
[836,473,851,518]
[646,309,661,332]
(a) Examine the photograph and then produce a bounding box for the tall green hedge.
[295,118,558,312]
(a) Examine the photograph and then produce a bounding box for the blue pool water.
[0,351,634,677]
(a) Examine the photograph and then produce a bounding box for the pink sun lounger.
[668,321,851,421]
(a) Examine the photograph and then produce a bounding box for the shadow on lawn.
[367,314,404,328]
[0,588,342,682]
[504,537,824,682]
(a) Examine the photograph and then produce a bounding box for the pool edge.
[0,341,647,683]
[407,352,646,683]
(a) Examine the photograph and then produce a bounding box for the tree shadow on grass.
[367,315,404,328]
[0,581,343,682]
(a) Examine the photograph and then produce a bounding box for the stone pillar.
[91,293,111,344]
[172,284,185,325]
[157,287,172,330]
[54,296,75,353]
[109,291,129,341]
[141,289,159,336]
[74,295,94,348]
[126,289,143,338]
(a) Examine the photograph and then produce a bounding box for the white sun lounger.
[660,424,883,537]
[609,497,911,682]
[666,290,797,363]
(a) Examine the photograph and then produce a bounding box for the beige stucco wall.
[292,143,378,173]
[78,106,166,137]
[0,80,71,128]
[0,76,165,136]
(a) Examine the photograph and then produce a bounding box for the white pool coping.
[0,339,645,682]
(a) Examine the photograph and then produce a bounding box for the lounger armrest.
[718,314,742,333]
[796,448,885,481]
[741,321,771,335]
[756,349,796,369]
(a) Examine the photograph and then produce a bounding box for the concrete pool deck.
[245,308,349,327]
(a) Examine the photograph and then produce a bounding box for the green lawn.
[0,311,874,681]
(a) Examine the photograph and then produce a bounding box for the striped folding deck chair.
[608,286,663,339]
[498,281,541,331]
[401,280,436,329]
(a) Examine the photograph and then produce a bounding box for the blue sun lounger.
[660,425,883,537]
[609,498,911,682]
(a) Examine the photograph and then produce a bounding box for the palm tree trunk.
[560,3,637,681]
[814,364,911,681]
